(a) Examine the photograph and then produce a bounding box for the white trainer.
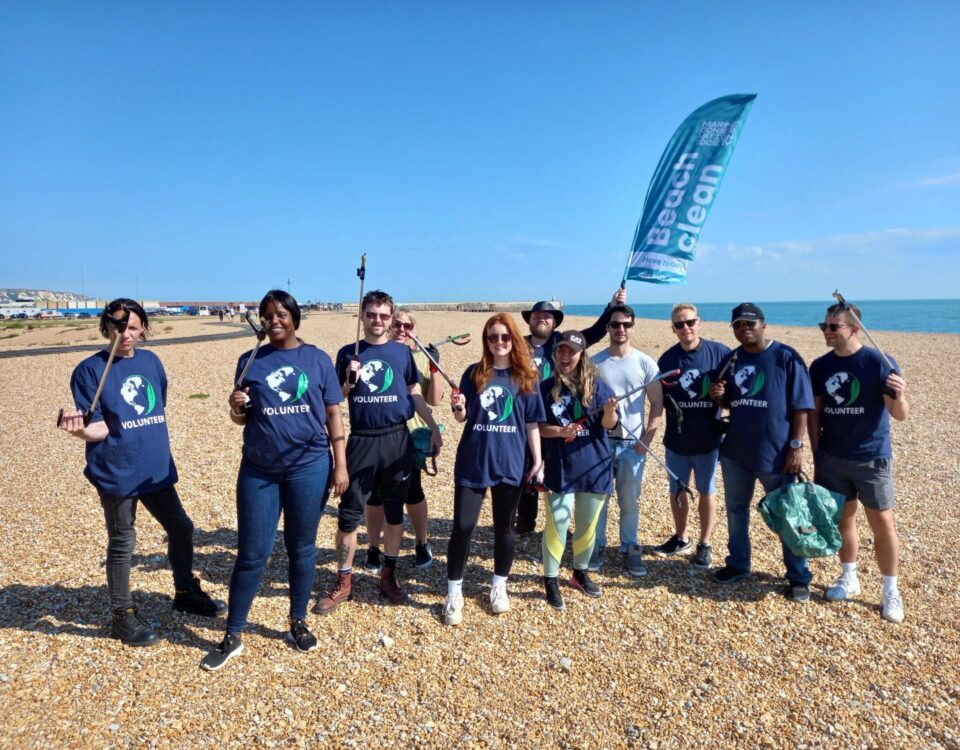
[489,582,510,614]
[881,590,905,624]
[824,575,861,602]
[442,593,464,626]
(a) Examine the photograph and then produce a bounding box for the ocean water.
[564,299,960,334]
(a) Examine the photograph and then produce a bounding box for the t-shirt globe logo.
[825,371,861,406]
[358,359,395,394]
[533,356,552,379]
[734,365,766,397]
[679,369,711,399]
[479,385,515,423]
[120,375,157,415]
[266,366,309,403]
[549,394,583,426]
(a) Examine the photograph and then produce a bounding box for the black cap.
[522,300,564,326]
[556,330,585,352]
[731,302,764,323]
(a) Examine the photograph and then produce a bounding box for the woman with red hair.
[443,314,545,625]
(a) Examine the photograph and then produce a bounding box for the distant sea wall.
[340,301,544,313]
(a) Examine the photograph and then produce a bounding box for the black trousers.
[446,484,521,580]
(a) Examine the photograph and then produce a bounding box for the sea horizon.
[562,298,960,334]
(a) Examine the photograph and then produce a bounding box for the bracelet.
[230,408,244,417]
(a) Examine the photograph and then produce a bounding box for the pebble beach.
[1,310,958,749]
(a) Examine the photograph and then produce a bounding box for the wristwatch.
[789,439,803,449]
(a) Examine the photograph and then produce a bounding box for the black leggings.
[446,484,521,580]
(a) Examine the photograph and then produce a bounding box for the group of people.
[58,289,909,672]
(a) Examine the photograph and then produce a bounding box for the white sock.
[841,562,858,579]
[447,579,463,596]
[491,574,508,587]
[882,575,898,595]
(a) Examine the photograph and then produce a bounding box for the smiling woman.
[203,289,349,672]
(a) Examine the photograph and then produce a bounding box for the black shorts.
[369,463,425,507]
[338,424,413,532]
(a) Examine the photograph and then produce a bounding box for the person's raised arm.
[58,410,109,442]
[580,287,627,347]
[884,372,910,421]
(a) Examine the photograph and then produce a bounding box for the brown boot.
[312,571,353,614]
[378,564,409,605]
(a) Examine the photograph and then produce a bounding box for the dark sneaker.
[288,619,318,652]
[784,584,810,604]
[623,545,647,578]
[543,576,565,610]
[414,542,434,569]
[713,565,750,584]
[690,543,713,569]
[378,566,409,605]
[111,606,160,647]
[364,546,383,573]
[173,576,227,617]
[587,544,605,573]
[200,633,243,671]
[651,535,692,557]
[569,569,602,598]
[312,571,353,615]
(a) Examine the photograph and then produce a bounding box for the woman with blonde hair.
[538,331,618,610]
[443,313,545,625]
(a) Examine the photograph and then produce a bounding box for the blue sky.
[2,3,959,304]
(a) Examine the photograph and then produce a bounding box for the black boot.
[111,606,160,647]
[173,577,227,616]
[543,576,565,611]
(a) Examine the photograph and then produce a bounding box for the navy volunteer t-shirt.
[454,365,546,488]
[334,340,417,431]
[236,344,343,471]
[540,377,614,494]
[810,347,900,461]
[717,341,814,473]
[658,338,731,455]
[70,349,178,498]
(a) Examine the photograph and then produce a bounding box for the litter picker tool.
[234,310,267,390]
[618,418,694,504]
[711,349,739,434]
[430,332,471,348]
[57,308,130,428]
[348,254,367,386]
[832,289,898,398]
[563,369,681,442]
[405,331,464,414]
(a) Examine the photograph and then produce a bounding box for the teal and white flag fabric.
[623,94,756,285]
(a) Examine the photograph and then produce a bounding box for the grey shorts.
[813,449,895,511]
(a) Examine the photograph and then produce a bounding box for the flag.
[623,94,756,285]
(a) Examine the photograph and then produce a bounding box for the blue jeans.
[596,440,646,551]
[227,456,331,633]
[720,455,812,586]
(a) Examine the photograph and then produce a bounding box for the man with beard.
[708,303,815,602]
[513,288,626,535]
[809,302,909,623]
[653,303,731,569]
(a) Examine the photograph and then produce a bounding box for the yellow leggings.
[542,492,608,578]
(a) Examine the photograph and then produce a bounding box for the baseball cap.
[556,330,585,351]
[731,303,765,323]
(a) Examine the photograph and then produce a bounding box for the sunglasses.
[819,323,849,332]
[608,321,634,330]
[672,318,698,330]
[365,312,391,321]
[486,333,512,343]
[392,321,414,331]
[731,320,759,330]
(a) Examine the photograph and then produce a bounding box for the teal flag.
[623,94,756,285]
